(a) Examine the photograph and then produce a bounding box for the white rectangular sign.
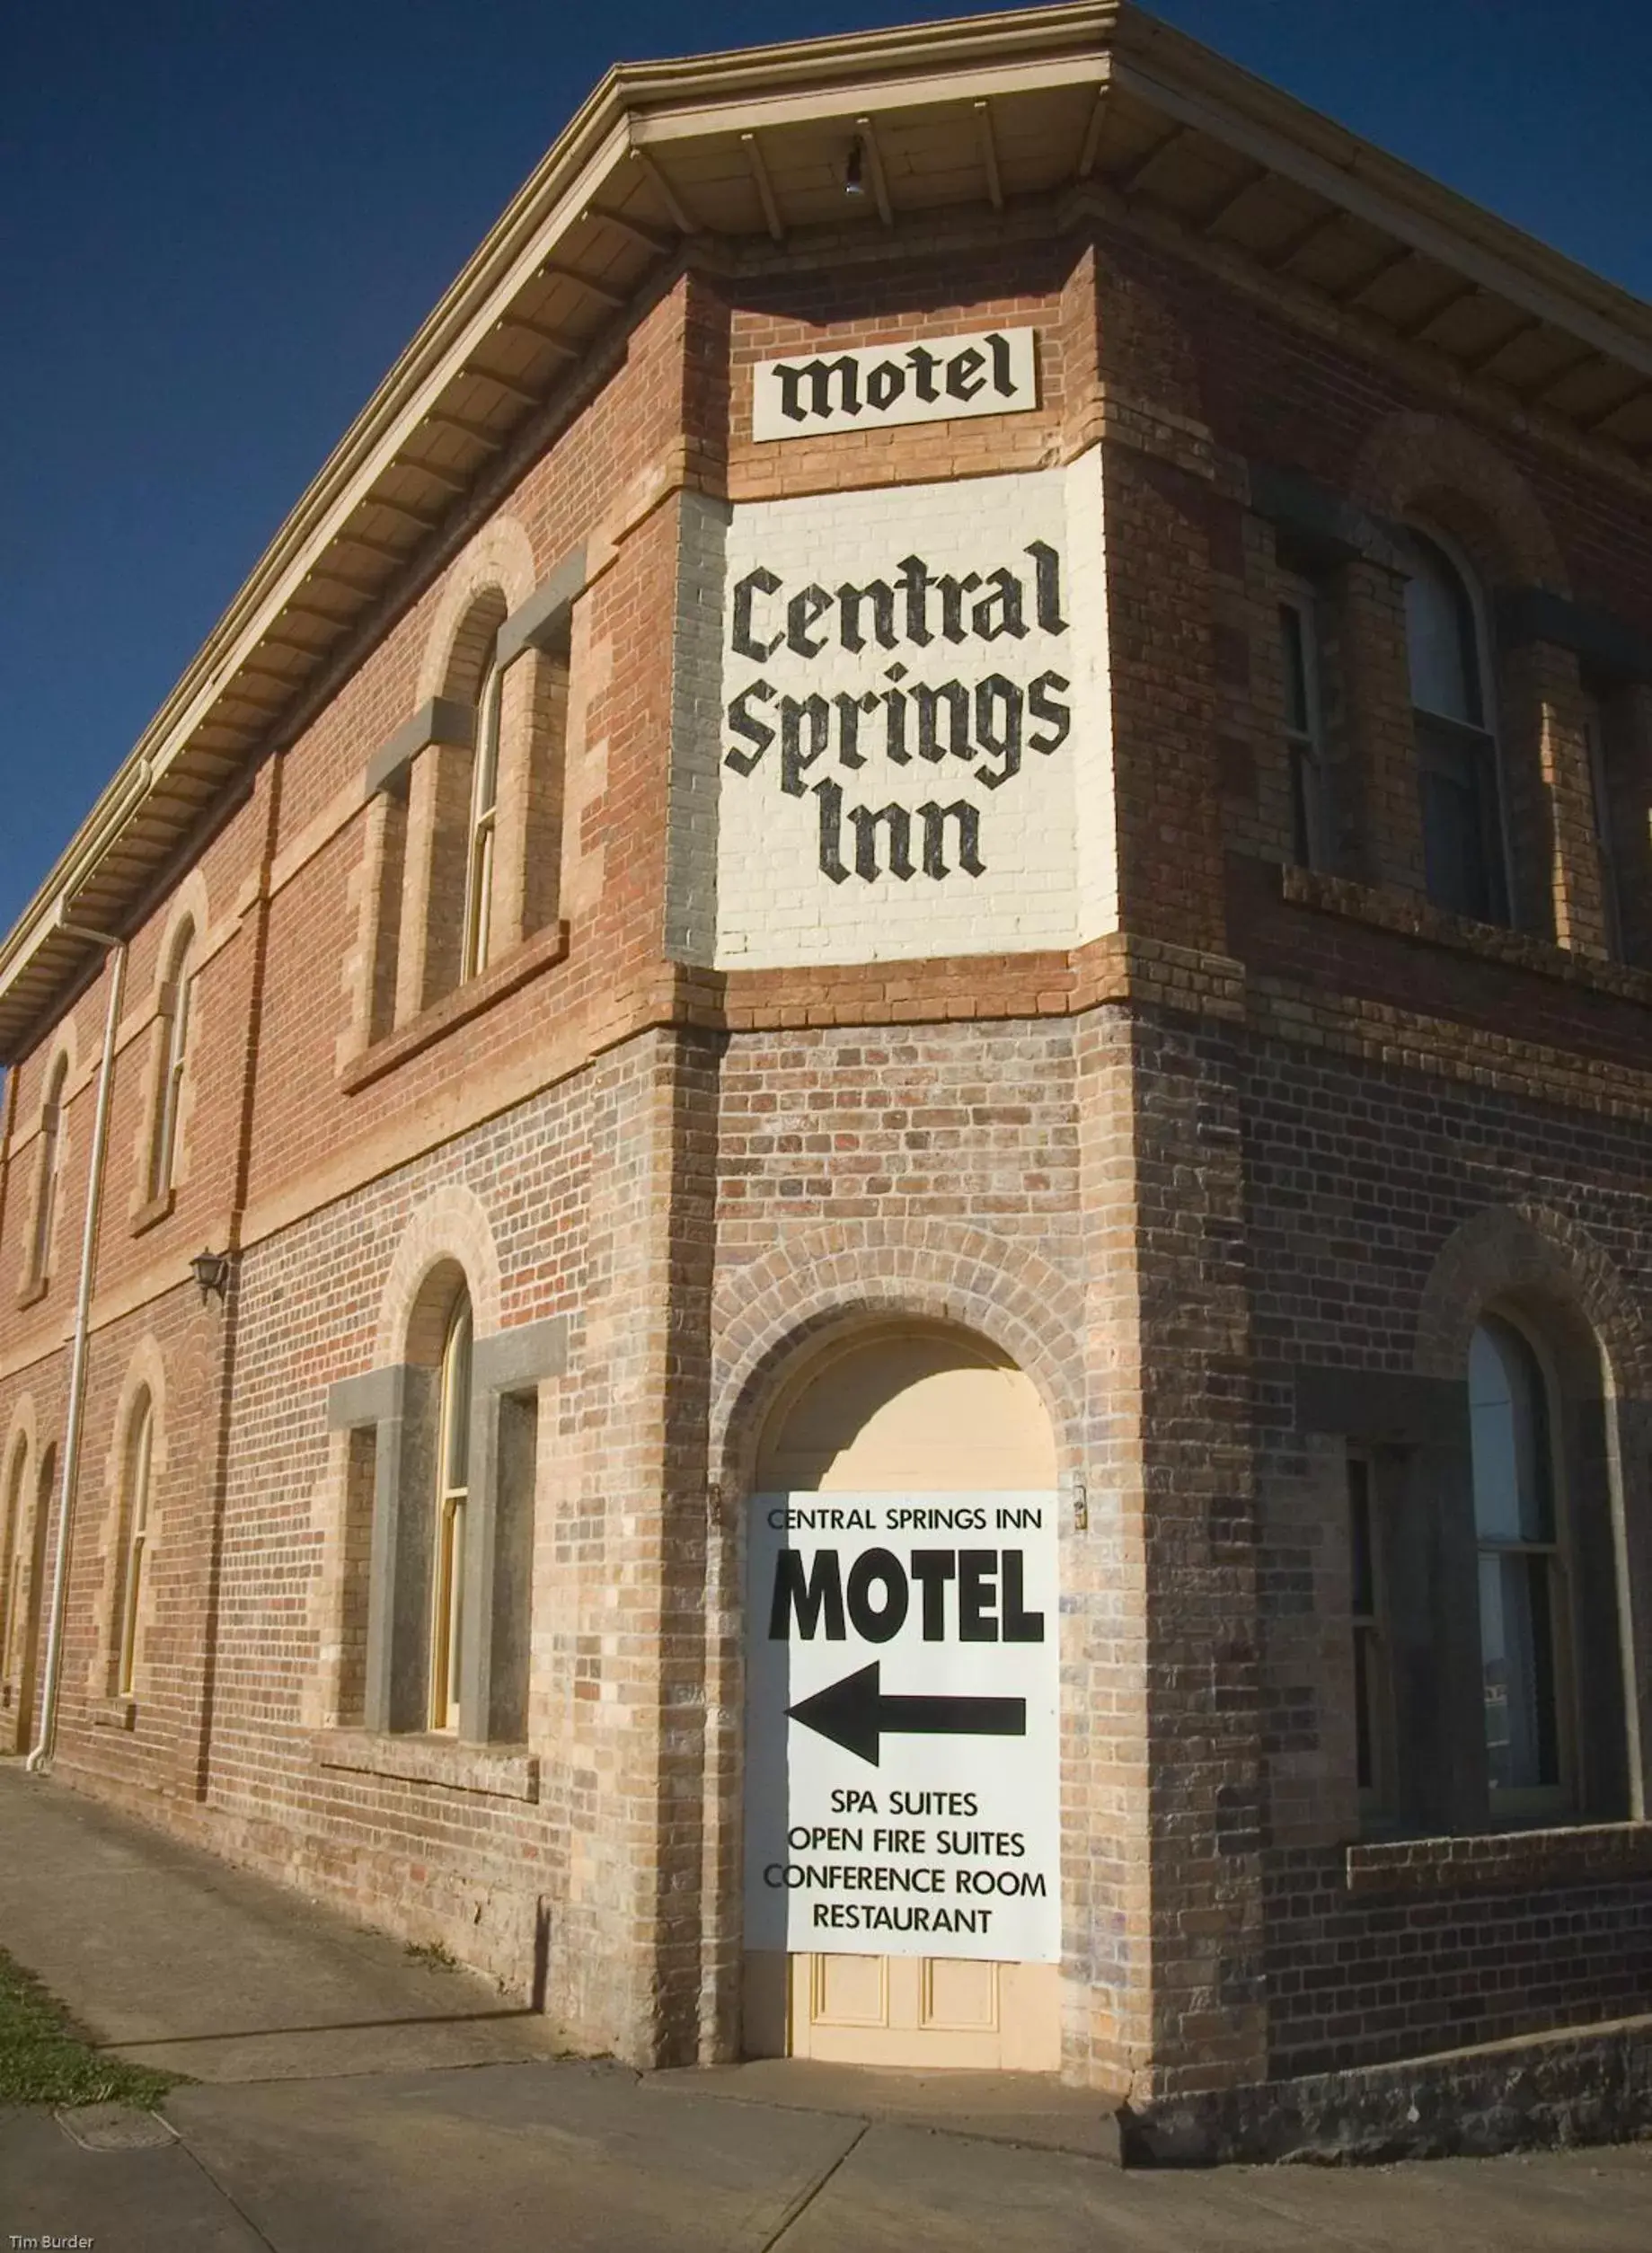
[745,1492,1060,1962]
[710,458,1113,970]
[752,328,1038,442]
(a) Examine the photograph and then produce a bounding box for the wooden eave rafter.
[5,0,1651,1060]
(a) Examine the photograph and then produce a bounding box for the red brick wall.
[0,183,1649,2106]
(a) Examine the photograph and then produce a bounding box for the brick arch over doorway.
[711,1221,1087,1499]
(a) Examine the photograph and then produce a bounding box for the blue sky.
[4,0,1648,935]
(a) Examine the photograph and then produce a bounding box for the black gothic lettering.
[774,356,862,422]
[780,694,833,795]
[1026,542,1068,634]
[836,579,897,652]
[866,359,906,411]
[724,679,775,773]
[906,344,941,401]
[935,572,982,644]
[882,681,909,764]
[732,567,783,660]
[786,585,833,658]
[918,800,985,879]
[896,554,934,646]
[833,691,873,768]
[973,675,1021,789]
[985,331,1018,398]
[914,681,972,764]
[814,778,849,883]
[850,803,914,881]
[971,569,1027,641]
[946,346,985,401]
[1027,669,1072,754]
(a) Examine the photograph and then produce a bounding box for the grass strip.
[0,1941,181,2107]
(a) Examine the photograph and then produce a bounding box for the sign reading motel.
[752,328,1038,442]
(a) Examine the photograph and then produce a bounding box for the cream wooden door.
[747,1324,1061,2072]
[789,1952,1058,2069]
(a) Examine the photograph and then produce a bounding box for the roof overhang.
[4,0,1650,1059]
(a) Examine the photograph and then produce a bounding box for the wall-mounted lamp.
[844,137,866,198]
[190,1248,232,1301]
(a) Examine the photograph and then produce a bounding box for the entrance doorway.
[743,1325,1060,2071]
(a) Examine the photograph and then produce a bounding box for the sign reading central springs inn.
[703,329,1114,971]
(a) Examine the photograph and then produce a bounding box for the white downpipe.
[26,923,127,1773]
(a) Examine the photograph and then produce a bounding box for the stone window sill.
[313,1727,538,1802]
[130,1187,176,1238]
[340,920,570,1094]
[1347,1819,1652,1895]
[15,1271,49,1311]
[1281,865,1652,1005]
[92,1696,137,1732]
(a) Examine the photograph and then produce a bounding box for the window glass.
[1471,1319,1553,1544]
[443,1303,473,1489]
[463,663,502,981]
[1,1440,28,1675]
[32,1058,67,1280]
[1404,537,1481,725]
[1279,602,1309,735]
[1278,587,1325,870]
[1469,1317,1563,1799]
[1347,1453,1384,1803]
[430,1297,473,1730]
[1405,533,1507,923]
[118,1399,154,1698]
[153,927,196,1197]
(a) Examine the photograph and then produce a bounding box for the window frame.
[460,659,503,984]
[1278,579,1329,871]
[116,1397,155,1700]
[150,926,197,1202]
[428,1298,473,1732]
[1403,526,1514,927]
[1469,1312,1576,1824]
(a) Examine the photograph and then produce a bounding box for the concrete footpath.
[3,1764,1649,2252]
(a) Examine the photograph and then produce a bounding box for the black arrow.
[787,1661,1026,1768]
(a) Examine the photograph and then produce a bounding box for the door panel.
[788,1953,1060,2069]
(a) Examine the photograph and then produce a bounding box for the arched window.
[461,658,502,982]
[429,1296,473,1730]
[150,923,196,1199]
[1,1436,29,1679]
[1404,534,1508,924]
[30,1056,68,1285]
[117,1395,155,1698]
[1470,1316,1566,1807]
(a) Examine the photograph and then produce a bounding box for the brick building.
[2,2,1650,2159]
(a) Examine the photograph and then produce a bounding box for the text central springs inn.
[3,3,1651,2162]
